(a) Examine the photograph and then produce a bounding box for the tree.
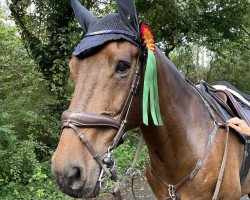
[7,0,249,94]
[208,41,250,93]
[136,0,249,57]
[0,6,73,198]
[8,0,75,101]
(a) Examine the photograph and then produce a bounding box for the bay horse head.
[51,0,144,198]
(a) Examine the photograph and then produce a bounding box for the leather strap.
[212,124,229,200]
[112,135,144,199]
[110,58,141,150]
[62,121,113,178]
[112,185,123,200]
[148,79,229,200]
[148,124,218,199]
[62,110,120,129]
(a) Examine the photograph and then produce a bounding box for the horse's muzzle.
[51,162,99,198]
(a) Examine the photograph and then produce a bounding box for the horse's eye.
[115,61,131,74]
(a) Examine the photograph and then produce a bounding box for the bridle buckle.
[168,184,176,200]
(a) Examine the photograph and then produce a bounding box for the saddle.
[198,81,250,184]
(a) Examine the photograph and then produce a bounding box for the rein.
[148,79,230,200]
[61,53,142,199]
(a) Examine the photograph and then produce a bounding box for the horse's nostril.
[68,166,85,190]
[68,167,81,179]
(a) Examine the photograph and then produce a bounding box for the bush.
[115,129,148,178]
[0,14,71,198]
[0,136,72,199]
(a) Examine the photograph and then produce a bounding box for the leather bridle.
[61,52,142,199]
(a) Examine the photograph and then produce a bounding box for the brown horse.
[51,0,250,199]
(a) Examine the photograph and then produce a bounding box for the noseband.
[61,53,142,198]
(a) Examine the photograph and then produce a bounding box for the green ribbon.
[142,49,163,126]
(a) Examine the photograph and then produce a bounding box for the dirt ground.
[93,173,156,200]
[92,172,250,200]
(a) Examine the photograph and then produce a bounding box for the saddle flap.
[225,91,250,125]
[214,91,227,103]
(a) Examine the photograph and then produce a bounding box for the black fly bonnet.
[71,0,140,57]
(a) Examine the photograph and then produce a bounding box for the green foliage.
[208,41,250,93]
[138,0,249,92]
[0,135,71,199]
[115,130,148,177]
[170,44,209,83]
[7,0,76,101]
[137,0,249,56]
[0,7,70,199]
[169,35,249,93]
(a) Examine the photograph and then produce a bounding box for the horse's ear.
[71,0,96,32]
[116,0,139,35]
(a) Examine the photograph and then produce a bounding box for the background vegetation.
[0,0,249,199]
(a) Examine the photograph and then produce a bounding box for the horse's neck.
[140,48,213,183]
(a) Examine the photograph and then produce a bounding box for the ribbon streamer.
[141,24,163,126]
[142,49,163,126]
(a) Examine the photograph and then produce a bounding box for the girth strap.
[62,110,121,129]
